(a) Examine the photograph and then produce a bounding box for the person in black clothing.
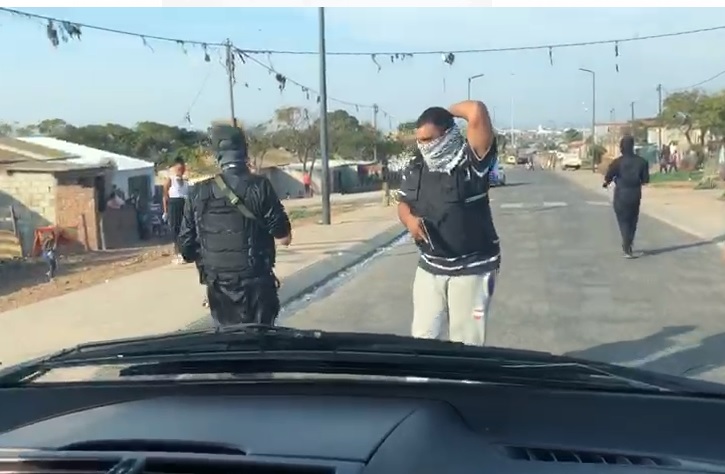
[178,125,292,328]
[603,135,650,258]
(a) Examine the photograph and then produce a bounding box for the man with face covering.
[603,135,650,258]
[178,124,292,327]
[396,100,498,346]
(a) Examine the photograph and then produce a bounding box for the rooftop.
[17,137,153,172]
[0,137,76,161]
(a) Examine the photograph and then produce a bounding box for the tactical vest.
[194,176,275,279]
[400,156,500,259]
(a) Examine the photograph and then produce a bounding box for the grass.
[649,170,704,185]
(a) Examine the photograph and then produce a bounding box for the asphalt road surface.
[284,168,725,384]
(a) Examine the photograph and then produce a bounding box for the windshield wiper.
[0,324,713,394]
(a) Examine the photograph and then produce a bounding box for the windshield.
[1,7,725,392]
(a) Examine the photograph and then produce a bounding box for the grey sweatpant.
[412,266,497,346]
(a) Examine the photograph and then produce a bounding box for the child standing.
[41,234,58,281]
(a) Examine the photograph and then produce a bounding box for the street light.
[579,67,596,173]
[467,73,485,100]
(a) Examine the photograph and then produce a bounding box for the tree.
[0,122,14,137]
[246,123,275,170]
[563,128,583,142]
[271,106,319,172]
[660,90,709,147]
[397,121,416,134]
[11,119,209,169]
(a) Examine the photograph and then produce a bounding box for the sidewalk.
[0,203,400,367]
[282,190,384,209]
[556,169,725,247]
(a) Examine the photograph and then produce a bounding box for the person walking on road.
[163,156,190,264]
[603,135,650,258]
[178,124,292,328]
[396,100,499,346]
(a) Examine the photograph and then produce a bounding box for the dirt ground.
[0,203,361,313]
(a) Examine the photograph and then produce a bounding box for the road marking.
[586,201,609,206]
[500,203,525,209]
[542,201,567,207]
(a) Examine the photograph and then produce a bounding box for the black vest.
[401,155,500,260]
[193,173,275,279]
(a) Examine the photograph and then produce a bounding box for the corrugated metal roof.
[0,137,75,160]
[17,137,154,172]
[0,159,108,173]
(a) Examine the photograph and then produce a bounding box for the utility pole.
[579,68,596,173]
[509,96,515,150]
[373,104,390,207]
[630,101,635,123]
[224,39,237,128]
[656,84,663,150]
[318,7,331,226]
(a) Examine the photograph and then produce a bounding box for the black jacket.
[604,153,650,196]
[178,168,291,281]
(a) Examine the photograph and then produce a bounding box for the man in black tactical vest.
[397,100,499,346]
[178,124,292,328]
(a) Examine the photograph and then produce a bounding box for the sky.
[1,7,725,131]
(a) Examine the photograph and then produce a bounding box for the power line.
[3,7,725,57]
[236,49,383,112]
[1,7,394,122]
[241,25,725,56]
[0,7,224,47]
[669,67,725,92]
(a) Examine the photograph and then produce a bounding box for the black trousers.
[613,192,641,251]
[168,197,185,253]
[206,274,280,328]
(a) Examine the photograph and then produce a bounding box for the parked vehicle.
[560,152,582,171]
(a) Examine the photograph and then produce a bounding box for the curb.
[185,223,406,331]
[552,170,725,249]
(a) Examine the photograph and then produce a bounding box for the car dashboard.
[1,379,725,474]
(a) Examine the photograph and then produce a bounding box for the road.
[284,168,725,384]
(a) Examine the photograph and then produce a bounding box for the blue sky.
[1,7,724,131]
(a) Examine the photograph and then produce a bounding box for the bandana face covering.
[416,124,467,174]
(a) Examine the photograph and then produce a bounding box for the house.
[16,137,155,202]
[0,149,112,256]
[645,126,713,151]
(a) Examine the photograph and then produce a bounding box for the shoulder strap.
[213,174,257,220]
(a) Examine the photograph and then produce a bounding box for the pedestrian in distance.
[603,135,650,258]
[162,156,190,265]
[178,124,292,328]
[396,100,500,346]
[41,233,58,281]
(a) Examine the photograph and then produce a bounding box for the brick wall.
[55,177,100,251]
[0,171,56,254]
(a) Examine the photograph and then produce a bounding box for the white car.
[560,152,582,171]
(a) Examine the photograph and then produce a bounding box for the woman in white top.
[163,157,190,264]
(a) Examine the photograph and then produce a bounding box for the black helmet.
[210,124,248,170]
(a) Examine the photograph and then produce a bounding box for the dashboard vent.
[0,458,333,474]
[61,440,245,455]
[504,446,679,466]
